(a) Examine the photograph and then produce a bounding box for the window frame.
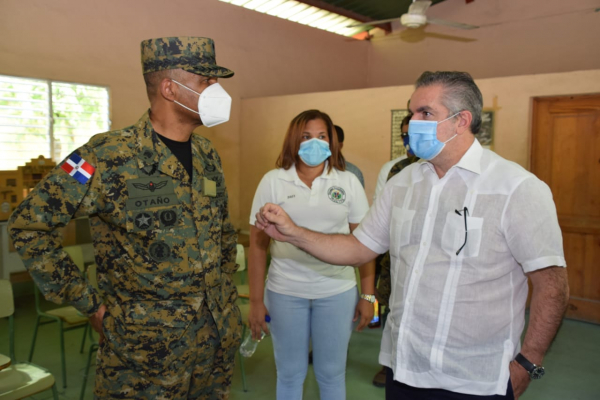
[0,73,111,169]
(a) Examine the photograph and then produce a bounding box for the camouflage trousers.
[94,302,239,400]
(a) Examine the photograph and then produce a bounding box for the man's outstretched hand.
[255,203,298,242]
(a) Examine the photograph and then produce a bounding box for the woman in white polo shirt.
[248,109,375,400]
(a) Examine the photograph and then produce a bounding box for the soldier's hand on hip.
[89,304,107,345]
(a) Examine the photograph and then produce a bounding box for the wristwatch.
[360,294,376,304]
[515,353,545,380]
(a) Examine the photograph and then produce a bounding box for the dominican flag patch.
[60,153,95,184]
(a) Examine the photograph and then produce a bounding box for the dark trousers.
[385,368,514,400]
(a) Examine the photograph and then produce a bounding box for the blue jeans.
[264,287,358,400]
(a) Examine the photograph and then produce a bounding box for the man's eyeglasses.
[455,207,469,256]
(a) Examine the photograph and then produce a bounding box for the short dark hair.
[276,110,345,173]
[415,71,483,134]
[334,125,344,143]
[143,69,186,100]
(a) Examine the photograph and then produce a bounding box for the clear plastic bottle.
[239,315,271,357]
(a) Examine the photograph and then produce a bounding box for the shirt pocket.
[441,212,483,258]
[125,204,189,275]
[390,207,416,256]
[126,204,184,232]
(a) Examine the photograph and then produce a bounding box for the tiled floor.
[1,280,599,399]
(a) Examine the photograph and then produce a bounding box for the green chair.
[79,327,99,400]
[231,244,250,391]
[237,302,250,392]
[28,245,89,389]
[79,263,100,400]
[236,244,249,299]
[0,279,59,400]
[234,243,272,392]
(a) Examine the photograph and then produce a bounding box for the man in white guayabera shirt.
[254,71,569,400]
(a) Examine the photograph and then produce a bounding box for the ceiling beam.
[295,0,392,33]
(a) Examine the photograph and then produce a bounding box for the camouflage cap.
[141,37,234,78]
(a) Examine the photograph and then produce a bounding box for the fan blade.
[371,30,476,44]
[427,17,479,30]
[371,25,476,44]
[408,0,432,16]
[347,17,400,28]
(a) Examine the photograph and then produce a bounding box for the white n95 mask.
[171,80,232,127]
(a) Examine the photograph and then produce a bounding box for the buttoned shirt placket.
[308,177,321,206]
[430,179,478,371]
[394,164,479,379]
[393,164,436,379]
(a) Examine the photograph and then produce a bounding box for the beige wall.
[0,0,370,227]
[239,69,600,231]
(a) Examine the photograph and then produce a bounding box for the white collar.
[454,139,483,175]
[278,162,338,184]
[419,138,483,176]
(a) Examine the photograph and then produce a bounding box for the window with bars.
[0,75,110,170]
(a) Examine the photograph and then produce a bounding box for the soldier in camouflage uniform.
[9,37,242,399]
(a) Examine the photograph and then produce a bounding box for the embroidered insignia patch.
[134,212,153,230]
[159,210,177,227]
[126,194,178,210]
[141,150,155,162]
[132,180,168,192]
[140,163,158,176]
[327,186,346,204]
[149,241,171,262]
[60,153,95,184]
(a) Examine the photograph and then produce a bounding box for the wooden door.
[531,94,600,324]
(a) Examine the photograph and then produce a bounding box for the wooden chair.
[0,279,59,400]
[28,245,89,388]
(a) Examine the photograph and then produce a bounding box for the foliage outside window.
[0,75,110,170]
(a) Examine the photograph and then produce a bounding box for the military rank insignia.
[60,153,95,184]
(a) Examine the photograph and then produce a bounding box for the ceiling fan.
[348,0,479,31]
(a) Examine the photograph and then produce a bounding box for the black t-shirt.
[155,131,193,180]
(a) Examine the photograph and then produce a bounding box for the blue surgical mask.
[298,138,331,167]
[408,113,459,160]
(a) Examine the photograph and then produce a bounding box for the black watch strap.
[515,353,534,371]
[515,353,545,380]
